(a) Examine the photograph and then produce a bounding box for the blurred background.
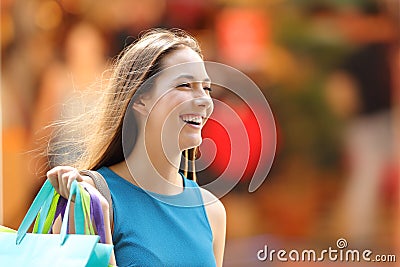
[1,0,399,266]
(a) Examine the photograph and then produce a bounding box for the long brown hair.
[46,28,202,180]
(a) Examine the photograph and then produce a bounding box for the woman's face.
[140,47,213,154]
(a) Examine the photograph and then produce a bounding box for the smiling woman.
[44,29,226,267]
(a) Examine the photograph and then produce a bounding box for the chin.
[180,137,202,151]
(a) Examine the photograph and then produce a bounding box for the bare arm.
[200,188,227,267]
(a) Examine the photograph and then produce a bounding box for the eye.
[203,86,212,92]
[176,82,191,88]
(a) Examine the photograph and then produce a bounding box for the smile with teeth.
[180,114,203,126]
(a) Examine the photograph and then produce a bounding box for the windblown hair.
[46,28,201,180]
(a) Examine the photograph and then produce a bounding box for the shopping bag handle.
[16,179,86,245]
[32,186,107,244]
[60,179,85,244]
[33,189,58,234]
[16,179,54,244]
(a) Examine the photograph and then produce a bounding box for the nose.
[193,97,213,115]
[193,90,213,111]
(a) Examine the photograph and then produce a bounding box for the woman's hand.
[47,166,95,199]
[48,166,117,265]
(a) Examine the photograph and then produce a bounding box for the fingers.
[46,166,84,199]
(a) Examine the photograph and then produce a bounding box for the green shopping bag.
[0,179,113,267]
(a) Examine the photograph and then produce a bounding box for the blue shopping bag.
[0,179,113,267]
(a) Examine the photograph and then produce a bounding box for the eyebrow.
[175,74,211,82]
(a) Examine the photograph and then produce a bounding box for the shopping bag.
[0,179,113,267]
[0,225,16,233]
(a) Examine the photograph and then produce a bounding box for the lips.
[180,114,204,127]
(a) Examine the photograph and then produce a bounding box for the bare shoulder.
[198,187,226,229]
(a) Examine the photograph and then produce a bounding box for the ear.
[132,95,149,116]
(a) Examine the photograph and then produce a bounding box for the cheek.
[147,92,186,127]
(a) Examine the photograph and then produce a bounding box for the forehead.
[160,47,208,80]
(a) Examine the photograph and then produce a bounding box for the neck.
[110,131,184,195]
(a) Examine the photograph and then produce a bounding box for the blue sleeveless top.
[97,167,216,267]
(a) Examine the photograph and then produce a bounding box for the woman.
[46,29,226,267]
